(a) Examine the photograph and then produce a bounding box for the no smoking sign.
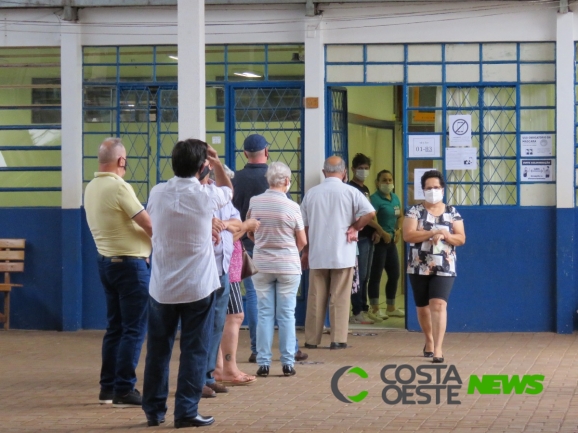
[449,115,472,146]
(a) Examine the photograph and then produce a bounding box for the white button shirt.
[147,176,232,304]
[301,177,375,269]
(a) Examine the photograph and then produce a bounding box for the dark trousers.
[351,237,374,316]
[205,274,230,385]
[368,241,400,306]
[97,257,150,395]
[142,292,215,422]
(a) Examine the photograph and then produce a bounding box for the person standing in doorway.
[347,153,392,325]
[301,156,376,350]
[232,134,307,363]
[84,137,152,408]
[367,170,405,320]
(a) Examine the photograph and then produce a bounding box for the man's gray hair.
[209,164,235,181]
[266,161,291,187]
[323,157,345,173]
[98,137,124,164]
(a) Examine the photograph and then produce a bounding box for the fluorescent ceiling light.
[234,71,262,78]
[169,56,178,60]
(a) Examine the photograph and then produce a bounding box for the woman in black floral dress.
[403,170,465,363]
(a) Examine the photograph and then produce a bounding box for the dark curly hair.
[351,153,371,168]
[421,170,445,190]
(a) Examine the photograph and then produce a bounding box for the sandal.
[218,374,257,386]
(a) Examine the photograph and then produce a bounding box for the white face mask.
[286,181,291,193]
[379,184,394,194]
[355,169,370,181]
[424,189,444,204]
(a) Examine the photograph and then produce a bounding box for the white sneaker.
[350,313,374,324]
[365,311,384,322]
[387,308,405,317]
[371,310,389,320]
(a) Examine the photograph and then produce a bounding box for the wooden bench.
[0,239,25,330]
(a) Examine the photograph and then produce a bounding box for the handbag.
[240,244,258,280]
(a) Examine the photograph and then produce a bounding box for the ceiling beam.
[0,0,547,7]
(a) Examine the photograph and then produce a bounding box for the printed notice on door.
[413,168,430,200]
[521,134,552,157]
[408,135,441,158]
[449,114,472,147]
[445,147,478,170]
[521,159,555,182]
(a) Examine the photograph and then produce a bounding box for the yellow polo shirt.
[84,172,152,258]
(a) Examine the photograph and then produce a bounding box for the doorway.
[327,85,406,330]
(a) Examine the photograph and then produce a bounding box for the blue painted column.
[60,23,84,331]
[555,11,575,334]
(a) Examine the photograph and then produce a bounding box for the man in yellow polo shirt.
[84,137,153,408]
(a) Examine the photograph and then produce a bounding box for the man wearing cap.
[232,134,307,363]
[84,137,153,408]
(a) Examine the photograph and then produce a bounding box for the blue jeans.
[205,274,230,385]
[242,249,258,355]
[253,272,301,367]
[142,292,215,422]
[351,237,374,316]
[97,256,150,395]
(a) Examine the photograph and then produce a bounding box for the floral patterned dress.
[405,204,462,277]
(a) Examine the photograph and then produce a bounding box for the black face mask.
[199,165,211,181]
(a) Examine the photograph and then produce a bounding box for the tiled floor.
[1,329,577,432]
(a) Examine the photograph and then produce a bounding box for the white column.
[61,23,83,209]
[304,18,326,192]
[556,11,574,208]
[178,0,205,141]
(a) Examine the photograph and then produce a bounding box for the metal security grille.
[326,88,349,165]
[446,86,517,205]
[325,42,556,207]
[230,85,304,201]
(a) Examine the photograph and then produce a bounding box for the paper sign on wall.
[449,114,472,146]
[521,134,552,157]
[413,168,431,200]
[521,159,555,182]
[211,136,222,145]
[408,135,441,158]
[445,147,478,170]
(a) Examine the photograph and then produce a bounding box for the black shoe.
[98,389,113,404]
[147,418,165,427]
[113,389,142,408]
[174,414,215,428]
[304,343,317,349]
[256,365,269,377]
[248,353,257,363]
[432,356,444,363]
[330,342,347,350]
[423,345,434,358]
[282,365,296,376]
[295,350,308,361]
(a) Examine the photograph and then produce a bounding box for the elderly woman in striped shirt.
[247,161,307,377]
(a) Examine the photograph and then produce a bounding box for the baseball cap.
[243,134,269,152]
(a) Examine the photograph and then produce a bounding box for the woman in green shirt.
[367,170,405,320]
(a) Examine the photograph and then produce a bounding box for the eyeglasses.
[423,186,443,191]
[118,156,128,170]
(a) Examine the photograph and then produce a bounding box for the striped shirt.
[248,189,304,275]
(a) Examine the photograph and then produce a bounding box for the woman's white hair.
[266,161,291,187]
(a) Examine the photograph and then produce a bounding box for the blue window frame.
[325,43,556,207]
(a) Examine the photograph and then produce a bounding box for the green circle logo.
[331,366,369,403]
